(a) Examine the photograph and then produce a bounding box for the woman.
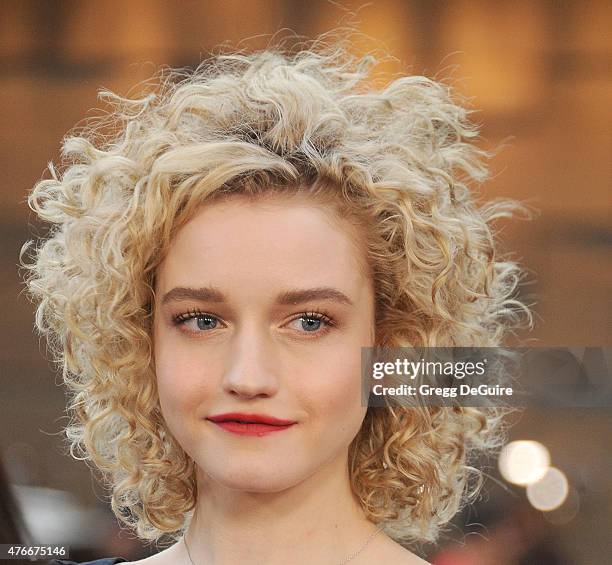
[21,33,530,565]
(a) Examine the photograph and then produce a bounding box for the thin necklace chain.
[183,525,383,565]
[336,525,383,565]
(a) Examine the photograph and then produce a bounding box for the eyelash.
[171,308,336,338]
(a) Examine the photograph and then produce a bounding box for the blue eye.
[173,311,221,333]
[287,312,335,336]
[298,315,322,332]
[302,317,321,331]
[195,315,218,331]
[172,309,335,337]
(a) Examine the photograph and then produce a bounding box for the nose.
[221,321,280,399]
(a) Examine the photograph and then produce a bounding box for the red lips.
[206,412,296,436]
[207,412,296,425]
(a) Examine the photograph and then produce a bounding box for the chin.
[202,462,308,493]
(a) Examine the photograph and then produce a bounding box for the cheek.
[301,346,366,433]
[153,329,216,421]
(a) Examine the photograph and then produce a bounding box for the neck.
[182,448,379,565]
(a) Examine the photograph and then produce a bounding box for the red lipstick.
[207,412,297,437]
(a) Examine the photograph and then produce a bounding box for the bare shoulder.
[119,534,431,565]
[119,542,182,565]
[370,533,431,565]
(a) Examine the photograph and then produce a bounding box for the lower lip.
[208,420,296,436]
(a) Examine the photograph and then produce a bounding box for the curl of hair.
[20,33,532,548]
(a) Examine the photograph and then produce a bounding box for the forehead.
[155,193,370,294]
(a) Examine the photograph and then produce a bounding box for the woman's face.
[153,193,375,492]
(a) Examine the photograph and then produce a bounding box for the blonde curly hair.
[20,33,531,549]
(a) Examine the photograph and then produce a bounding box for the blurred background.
[0,1,610,563]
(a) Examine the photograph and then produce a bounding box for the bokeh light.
[498,440,550,486]
[543,484,580,525]
[527,466,570,511]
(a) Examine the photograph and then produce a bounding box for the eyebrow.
[161,286,354,307]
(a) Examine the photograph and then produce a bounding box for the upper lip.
[207,412,296,425]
